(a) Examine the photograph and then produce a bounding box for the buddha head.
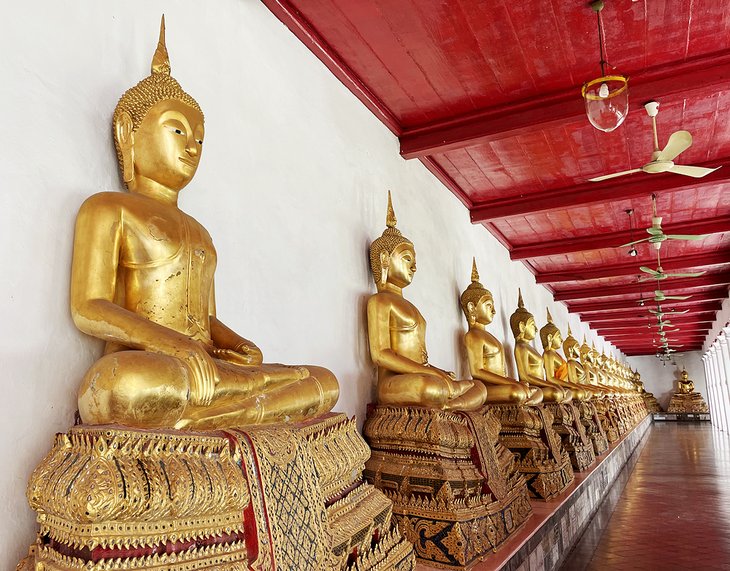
[681,368,689,381]
[539,308,562,351]
[580,337,593,364]
[510,290,537,342]
[113,16,204,193]
[370,192,415,291]
[460,259,495,327]
[563,325,581,359]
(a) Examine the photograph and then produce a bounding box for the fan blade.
[665,234,708,241]
[589,169,642,182]
[656,131,692,162]
[670,309,690,315]
[663,295,692,300]
[620,238,650,247]
[662,271,706,278]
[669,164,720,178]
[639,266,660,275]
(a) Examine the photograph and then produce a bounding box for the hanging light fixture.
[582,0,629,132]
[625,209,638,256]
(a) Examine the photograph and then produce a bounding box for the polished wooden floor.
[561,422,730,570]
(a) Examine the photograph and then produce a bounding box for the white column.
[718,332,730,431]
[703,355,719,428]
[712,343,730,432]
[709,347,725,431]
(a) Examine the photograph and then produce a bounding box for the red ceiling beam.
[471,161,730,223]
[555,273,730,302]
[589,317,713,335]
[569,292,727,313]
[400,50,730,159]
[510,217,730,260]
[536,251,730,284]
[581,305,719,327]
[601,328,709,338]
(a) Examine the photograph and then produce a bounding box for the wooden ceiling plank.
[536,251,730,283]
[470,158,730,223]
[400,50,730,159]
[571,294,726,313]
[555,273,730,302]
[510,217,730,259]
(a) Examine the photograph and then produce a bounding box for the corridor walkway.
[561,422,730,570]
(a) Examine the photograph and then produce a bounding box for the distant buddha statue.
[678,369,695,394]
[563,327,591,396]
[460,259,542,405]
[72,19,339,429]
[510,291,568,403]
[540,309,587,401]
[366,194,487,410]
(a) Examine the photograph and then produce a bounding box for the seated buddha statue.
[72,20,339,429]
[562,327,593,398]
[366,194,487,410]
[540,309,588,401]
[510,292,568,403]
[460,259,542,405]
[579,338,604,393]
[678,369,695,394]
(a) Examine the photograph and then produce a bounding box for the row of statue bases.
[16,19,707,571]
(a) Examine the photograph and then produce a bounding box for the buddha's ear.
[379,251,390,287]
[115,110,135,183]
[466,301,476,324]
[518,320,526,334]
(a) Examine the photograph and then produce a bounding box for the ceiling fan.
[648,307,689,316]
[589,101,720,182]
[639,251,705,281]
[622,194,708,251]
[653,289,691,302]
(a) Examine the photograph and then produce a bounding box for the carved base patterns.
[667,393,710,414]
[580,401,609,456]
[363,406,532,569]
[594,399,620,444]
[491,404,574,501]
[17,414,414,571]
[543,403,595,472]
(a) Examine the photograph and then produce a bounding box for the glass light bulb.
[598,82,610,98]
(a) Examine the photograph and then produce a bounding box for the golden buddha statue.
[511,292,568,403]
[563,327,589,392]
[71,19,338,430]
[678,369,695,394]
[540,309,589,401]
[461,260,542,405]
[366,194,487,410]
[667,368,709,414]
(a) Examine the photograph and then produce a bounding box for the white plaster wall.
[0,1,627,564]
[627,351,708,410]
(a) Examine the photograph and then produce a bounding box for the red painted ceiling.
[264,0,730,355]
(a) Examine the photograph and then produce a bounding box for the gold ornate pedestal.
[363,406,532,569]
[594,398,620,443]
[17,414,415,571]
[643,394,663,413]
[543,402,596,472]
[578,401,609,456]
[667,393,709,413]
[491,405,574,501]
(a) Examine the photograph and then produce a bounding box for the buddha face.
[473,295,496,326]
[386,244,416,288]
[550,331,563,350]
[130,99,204,192]
[519,317,537,341]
